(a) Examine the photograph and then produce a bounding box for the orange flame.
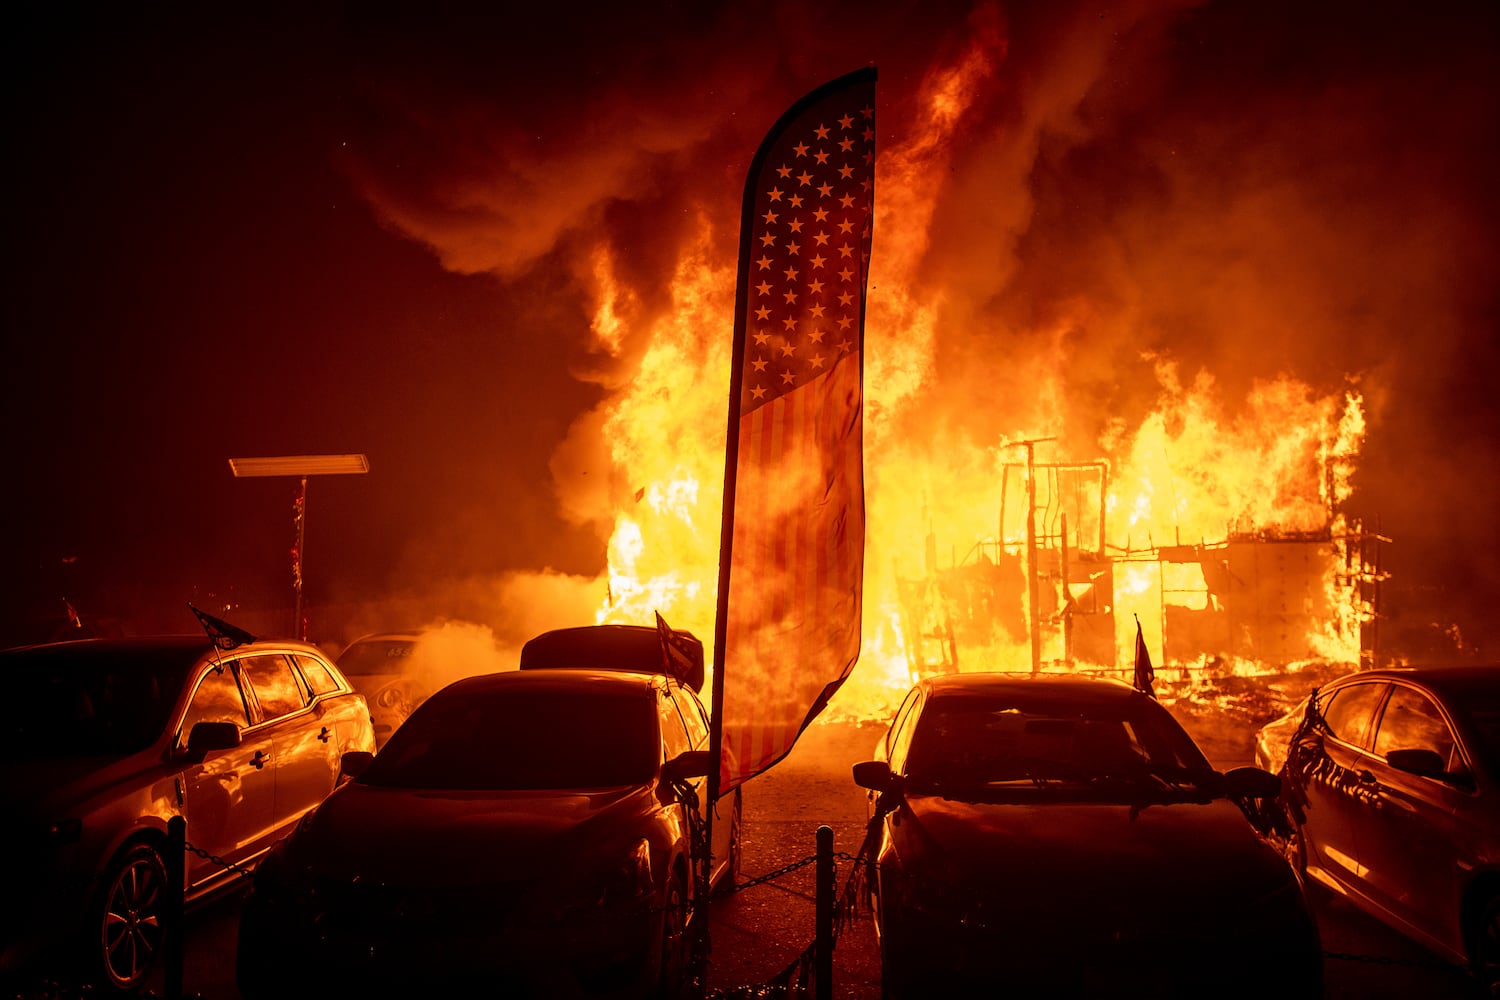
[583,43,1370,720]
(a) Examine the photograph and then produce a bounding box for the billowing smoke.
[330,1,1499,661]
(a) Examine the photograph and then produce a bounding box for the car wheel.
[879,930,908,1000]
[1468,892,1500,993]
[657,870,689,999]
[727,791,743,888]
[94,842,168,991]
[1282,818,1309,879]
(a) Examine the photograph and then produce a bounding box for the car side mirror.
[1222,765,1282,800]
[340,750,374,780]
[1385,748,1445,779]
[661,749,711,785]
[186,721,241,755]
[852,760,900,794]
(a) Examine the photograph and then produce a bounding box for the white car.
[335,632,429,745]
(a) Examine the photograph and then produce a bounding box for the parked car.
[0,635,375,991]
[334,632,429,745]
[853,672,1322,998]
[236,624,741,998]
[1255,665,1500,988]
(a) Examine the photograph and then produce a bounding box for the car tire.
[93,841,168,992]
[1468,891,1500,993]
[656,869,689,1000]
[727,791,743,888]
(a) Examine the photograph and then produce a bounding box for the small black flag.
[655,611,705,692]
[1133,614,1156,699]
[188,603,257,651]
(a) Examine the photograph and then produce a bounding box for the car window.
[884,687,921,762]
[669,684,710,748]
[903,694,1207,790]
[887,689,926,773]
[338,638,416,676]
[362,687,659,790]
[293,653,342,697]
[660,688,692,760]
[179,665,250,744]
[238,654,306,721]
[1320,682,1386,748]
[1374,686,1460,770]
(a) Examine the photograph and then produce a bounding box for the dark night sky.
[3,1,1497,660]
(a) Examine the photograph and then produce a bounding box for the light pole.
[228,454,369,640]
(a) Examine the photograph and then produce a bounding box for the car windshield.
[360,686,659,790]
[0,647,198,759]
[905,693,1211,799]
[337,639,416,676]
[1454,687,1500,776]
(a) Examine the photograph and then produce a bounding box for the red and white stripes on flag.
[713,68,875,796]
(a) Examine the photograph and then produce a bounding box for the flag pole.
[702,63,764,892]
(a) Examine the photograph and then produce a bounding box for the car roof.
[922,671,1145,703]
[438,666,665,699]
[342,631,424,646]
[338,632,424,656]
[0,634,331,664]
[1325,665,1500,698]
[519,623,705,692]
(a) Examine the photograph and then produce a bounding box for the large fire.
[583,35,1375,720]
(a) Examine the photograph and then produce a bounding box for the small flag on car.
[188,603,257,651]
[1133,614,1156,699]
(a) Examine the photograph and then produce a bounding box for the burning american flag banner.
[710,68,876,797]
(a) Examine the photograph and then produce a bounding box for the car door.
[237,653,337,840]
[667,682,732,879]
[1296,680,1388,891]
[176,660,275,891]
[292,650,372,760]
[1358,683,1470,945]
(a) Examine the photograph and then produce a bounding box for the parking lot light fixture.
[228,454,370,639]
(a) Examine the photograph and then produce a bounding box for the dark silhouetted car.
[0,635,376,991]
[334,632,428,745]
[1255,665,1500,989]
[854,672,1322,999]
[236,624,740,998]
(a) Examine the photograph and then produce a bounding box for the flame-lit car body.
[0,636,375,992]
[235,660,740,998]
[1254,666,1500,986]
[334,632,429,745]
[854,673,1322,999]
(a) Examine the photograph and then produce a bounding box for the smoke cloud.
[327,1,1497,659]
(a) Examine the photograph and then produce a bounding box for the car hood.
[0,750,167,825]
[888,793,1296,914]
[282,780,662,884]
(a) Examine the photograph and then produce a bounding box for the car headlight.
[599,838,654,906]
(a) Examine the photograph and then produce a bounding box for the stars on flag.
[741,101,874,411]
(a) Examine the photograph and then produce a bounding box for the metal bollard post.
[816,824,833,1000]
[164,816,185,1000]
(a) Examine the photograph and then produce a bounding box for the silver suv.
[0,635,376,991]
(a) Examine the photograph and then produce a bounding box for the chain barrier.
[182,838,257,880]
[1322,949,1469,971]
